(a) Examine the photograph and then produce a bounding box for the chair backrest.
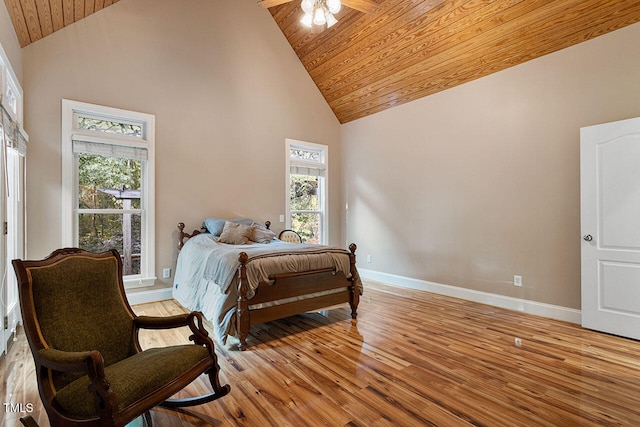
[278,229,302,243]
[13,248,136,389]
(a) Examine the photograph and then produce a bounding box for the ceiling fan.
[257,0,379,30]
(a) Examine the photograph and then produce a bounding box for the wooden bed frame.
[177,222,360,350]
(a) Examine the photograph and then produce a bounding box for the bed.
[173,218,362,350]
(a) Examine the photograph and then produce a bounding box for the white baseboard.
[358,268,581,324]
[126,287,173,305]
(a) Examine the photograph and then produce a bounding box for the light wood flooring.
[2,281,640,426]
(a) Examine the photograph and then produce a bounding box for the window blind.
[290,165,325,177]
[1,103,27,156]
[73,139,147,161]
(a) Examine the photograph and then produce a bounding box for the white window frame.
[61,99,156,288]
[0,44,22,125]
[285,138,328,245]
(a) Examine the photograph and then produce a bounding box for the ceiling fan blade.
[257,0,295,8]
[341,0,379,13]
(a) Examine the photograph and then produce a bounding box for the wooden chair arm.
[135,312,213,346]
[134,313,190,329]
[186,312,214,349]
[134,312,214,352]
[36,348,101,373]
[38,348,117,418]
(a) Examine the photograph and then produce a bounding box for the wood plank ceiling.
[4,0,640,123]
[3,0,119,48]
[269,0,640,123]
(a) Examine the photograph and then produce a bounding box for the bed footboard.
[236,244,359,350]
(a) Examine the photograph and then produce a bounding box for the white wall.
[342,22,640,310]
[21,0,342,290]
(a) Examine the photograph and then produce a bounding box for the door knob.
[583,234,593,241]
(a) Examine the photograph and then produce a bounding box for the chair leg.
[19,415,40,427]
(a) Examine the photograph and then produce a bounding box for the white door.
[0,125,5,358]
[5,148,22,340]
[581,117,640,340]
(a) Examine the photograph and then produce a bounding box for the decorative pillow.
[218,221,253,245]
[250,224,276,244]
[204,217,263,237]
[204,217,227,237]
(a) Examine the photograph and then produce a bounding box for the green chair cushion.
[54,344,211,418]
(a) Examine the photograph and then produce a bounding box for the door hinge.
[3,221,7,235]
[3,316,7,330]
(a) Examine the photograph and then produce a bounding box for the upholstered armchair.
[12,248,230,427]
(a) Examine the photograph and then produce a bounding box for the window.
[285,139,328,244]
[62,100,155,288]
[1,64,21,124]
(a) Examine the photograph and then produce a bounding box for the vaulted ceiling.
[3,0,120,47]
[4,0,640,123]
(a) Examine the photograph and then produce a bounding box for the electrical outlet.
[163,268,171,279]
[279,214,285,223]
[366,254,371,263]
[514,275,522,287]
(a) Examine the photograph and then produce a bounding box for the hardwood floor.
[2,280,640,426]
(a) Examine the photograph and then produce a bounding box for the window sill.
[124,276,157,289]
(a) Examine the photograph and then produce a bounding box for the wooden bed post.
[177,222,203,250]
[237,252,250,351]
[177,223,187,250]
[348,243,359,320]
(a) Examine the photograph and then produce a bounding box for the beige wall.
[0,0,21,80]
[341,22,640,310]
[21,0,341,290]
[15,0,640,309]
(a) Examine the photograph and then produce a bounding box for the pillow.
[250,224,277,244]
[204,217,263,237]
[236,218,265,229]
[218,221,253,245]
[204,217,227,237]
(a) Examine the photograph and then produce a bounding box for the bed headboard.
[177,222,203,250]
[177,220,271,250]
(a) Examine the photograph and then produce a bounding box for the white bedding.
[172,233,362,344]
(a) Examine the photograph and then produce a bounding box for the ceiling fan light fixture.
[301,12,313,27]
[301,0,314,14]
[299,0,340,31]
[313,5,327,26]
[326,12,338,27]
[326,0,341,14]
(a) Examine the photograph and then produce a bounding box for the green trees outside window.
[78,154,141,275]
[290,174,320,243]
[287,140,327,245]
